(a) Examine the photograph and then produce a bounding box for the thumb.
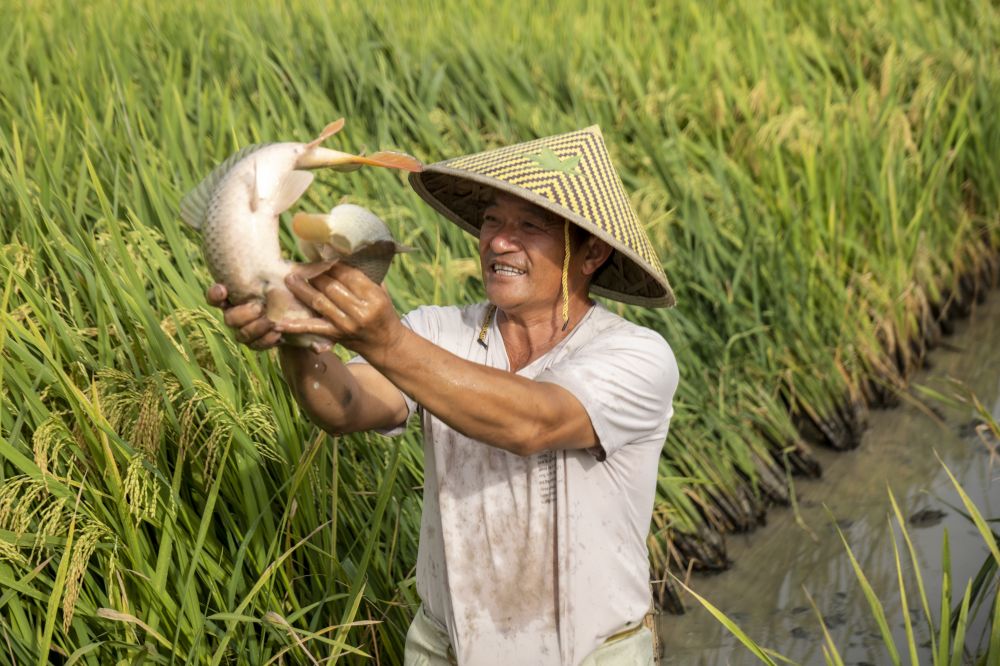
[206,283,228,307]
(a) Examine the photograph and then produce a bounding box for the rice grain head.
[122,454,158,522]
[32,414,76,479]
[0,476,47,539]
[0,539,26,564]
[33,495,69,560]
[63,520,109,632]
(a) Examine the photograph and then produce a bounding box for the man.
[208,126,678,664]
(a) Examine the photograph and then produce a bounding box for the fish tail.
[357,151,424,172]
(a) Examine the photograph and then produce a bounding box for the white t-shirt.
[352,301,678,665]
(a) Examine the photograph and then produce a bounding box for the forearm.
[278,347,362,433]
[357,328,596,455]
[274,268,593,451]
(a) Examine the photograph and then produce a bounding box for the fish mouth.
[292,213,332,242]
[292,212,356,255]
[326,233,354,255]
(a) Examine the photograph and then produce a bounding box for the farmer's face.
[479,194,568,316]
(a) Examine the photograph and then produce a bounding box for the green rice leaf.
[837,525,901,665]
[673,575,779,665]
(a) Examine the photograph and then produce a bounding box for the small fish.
[179,119,422,349]
[291,203,413,286]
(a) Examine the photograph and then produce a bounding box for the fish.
[179,119,422,349]
[291,203,414,286]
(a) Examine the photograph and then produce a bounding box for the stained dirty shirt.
[352,301,678,665]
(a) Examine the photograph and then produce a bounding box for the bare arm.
[206,284,407,434]
[277,347,407,434]
[277,267,598,456]
[359,326,597,455]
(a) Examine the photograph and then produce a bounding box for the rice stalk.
[2,0,999,659]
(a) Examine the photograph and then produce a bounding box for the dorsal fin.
[179,143,271,229]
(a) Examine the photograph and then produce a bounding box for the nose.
[483,222,520,254]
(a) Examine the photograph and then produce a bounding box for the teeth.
[493,264,525,276]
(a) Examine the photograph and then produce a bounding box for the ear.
[580,237,613,276]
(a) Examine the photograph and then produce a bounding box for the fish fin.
[291,212,332,243]
[178,192,204,229]
[306,118,345,150]
[358,150,424,172]
[270,170,315,214]
[318,150,423,173]
[291,259,339,280]
[180,143,269,228]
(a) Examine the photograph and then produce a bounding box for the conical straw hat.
[409,125,674,307]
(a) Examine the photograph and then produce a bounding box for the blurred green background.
[1,0,998,661]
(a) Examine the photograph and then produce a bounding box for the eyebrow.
[483,207,560,227]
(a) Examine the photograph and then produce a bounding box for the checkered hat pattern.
[409,125,674,307]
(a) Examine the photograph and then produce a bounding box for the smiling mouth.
[491,262,526,277]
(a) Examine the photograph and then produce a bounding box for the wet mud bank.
[655,254,1000,612]
[655,287,1000,664]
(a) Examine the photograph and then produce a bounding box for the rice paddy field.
[1,0,999,662]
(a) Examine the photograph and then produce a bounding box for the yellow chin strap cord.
[561,220,571,331]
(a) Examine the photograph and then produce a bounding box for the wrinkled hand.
[205,283,282,351]
[276,263,404,360]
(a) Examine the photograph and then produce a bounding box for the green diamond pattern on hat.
[409,125,675,307]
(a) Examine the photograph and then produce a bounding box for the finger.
[312,273,365,310]
[274,317,341,338]
[236,316,275,345]
[309,340,333,354]
[325,262,379,292]
[206,283,229,307]
[285,274,351,323]
[249,330,283,350]
[311,272,358,298]
[223,301,266,329]
[310,274,336,292]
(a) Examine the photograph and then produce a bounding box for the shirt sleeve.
[346,306,439,437]
[533,327,679,460]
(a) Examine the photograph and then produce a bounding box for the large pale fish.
[179,119,422,349]
[291,203,414,285]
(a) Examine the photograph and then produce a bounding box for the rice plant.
[2,0,999,661]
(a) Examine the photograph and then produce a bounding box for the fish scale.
[179,120,423,349]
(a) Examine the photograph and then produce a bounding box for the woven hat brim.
[410,167,676,308]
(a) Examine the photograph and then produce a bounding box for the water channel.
[657,289,1000,665]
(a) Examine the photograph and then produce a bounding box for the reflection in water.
[658,291,1000,665]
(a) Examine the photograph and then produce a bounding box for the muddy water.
[657,291,1000,665]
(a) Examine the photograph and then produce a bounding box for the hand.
[205,283,282,350]
[276,264,404,360]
